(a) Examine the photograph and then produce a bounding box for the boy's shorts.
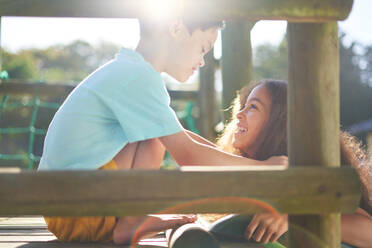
[44,160,118,242]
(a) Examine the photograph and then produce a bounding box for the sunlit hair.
[340,131,372,214]
[217,79,372,214]
[217,79,287,160]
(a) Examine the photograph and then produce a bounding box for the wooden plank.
[198,50,217,140]
[221,20,254,121]
[0,0,353,21]
[0,229,51,234]
[0,240,261,248]
[0,81,74,98]
[287,22,341,247]
[0,16,2,74]
[0,216,46,229]
[0,217,167,247]
[0,242,128,248]
[0,167,360,216]
[0,81,197,100]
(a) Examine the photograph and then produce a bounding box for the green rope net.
[0,79,198,170]
[0,82,61,169]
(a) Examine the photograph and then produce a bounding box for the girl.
[214,79,372,248]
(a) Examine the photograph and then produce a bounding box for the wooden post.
[199,50,217,140]
[221,20,254,122]
[287,22,341,247]
[0,16,2,73]
[367,132,372,158]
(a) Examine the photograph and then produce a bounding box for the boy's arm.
[159,131,287,166]
[184,130,217,148]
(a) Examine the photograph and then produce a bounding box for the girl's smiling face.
[233,85,272,157]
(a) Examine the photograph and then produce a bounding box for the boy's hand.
[145,214,198,232]
[245,213,288,244]
[114,214,197,244]
[263,156,288,167]
[134,214,198,241]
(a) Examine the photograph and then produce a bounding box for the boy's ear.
[169,19,188,38]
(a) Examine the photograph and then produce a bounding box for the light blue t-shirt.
[38,48,183,170]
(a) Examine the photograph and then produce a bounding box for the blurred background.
[0,0,371,169]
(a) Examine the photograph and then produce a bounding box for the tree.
[253,39,288,81]
[339,35,372,130]
[2,49,38,80]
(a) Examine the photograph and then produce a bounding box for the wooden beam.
[0,81,198,100]
[0,167,360,216]
[0,0,353,21]
[287,22,341,247]
[198,50,217,140]
[0,16,2,73]
[221,20,254,121]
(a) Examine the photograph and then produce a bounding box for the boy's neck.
[135,38,167,73]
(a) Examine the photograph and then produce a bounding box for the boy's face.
[166,24,218,82]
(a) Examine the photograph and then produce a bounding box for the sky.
[1,0,371,53]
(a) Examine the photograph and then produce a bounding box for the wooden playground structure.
[0,0,362,247]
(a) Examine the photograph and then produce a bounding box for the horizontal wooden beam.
[0,81,197,100]
[0,167,361,216]
[0,0,353,21]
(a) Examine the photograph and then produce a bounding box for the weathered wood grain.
[0,216,267,247]
[0,167,360,216]
[0,0,353,21]
[199,51,218,140]
[287,22,341,247]
[221,20,255,121]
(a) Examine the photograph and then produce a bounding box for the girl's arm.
[341,208,372,248]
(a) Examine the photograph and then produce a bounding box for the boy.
[39,18,287,244]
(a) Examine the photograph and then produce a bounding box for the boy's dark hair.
[139,19,225,37]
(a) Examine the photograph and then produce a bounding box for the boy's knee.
[144,138,165,153]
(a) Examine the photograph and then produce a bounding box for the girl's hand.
[245,213,288,244]
[264,155,288,167]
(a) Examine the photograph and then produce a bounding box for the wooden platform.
[0,216,264,248]
[0,216,167,248]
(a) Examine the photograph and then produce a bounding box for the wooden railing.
[0,80,198,100]
[0,0,355,247]
[0,166,361,216]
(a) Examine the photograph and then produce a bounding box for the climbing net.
[0,78,61,169]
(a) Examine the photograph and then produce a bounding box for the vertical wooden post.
[221,20,254,121]
[367,132,372,158]
[198,50,217,140]
[0,16,2,73]
[287,22,340,247]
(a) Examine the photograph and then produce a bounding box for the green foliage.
[2,40,120,83]
[253,39,288,81]
[339,36,372,132]
[2,50,38,80]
